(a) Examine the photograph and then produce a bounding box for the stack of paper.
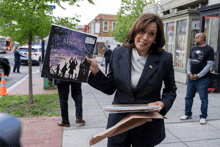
[103,104,161,113]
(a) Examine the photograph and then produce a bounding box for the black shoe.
[17,72,21,73]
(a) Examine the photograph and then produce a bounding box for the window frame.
[112,21,116,31]
[103,21,109,32]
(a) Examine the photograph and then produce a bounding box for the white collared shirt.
[131,48,148,89]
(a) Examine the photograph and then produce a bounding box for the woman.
[86,14,177,147]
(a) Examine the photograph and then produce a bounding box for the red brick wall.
[86,14,116,37]
[98,42,106,56]
[86,14,117,56]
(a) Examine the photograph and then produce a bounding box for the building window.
[112,21,116,31]
[165,22,175,54]
[175,19,187,68]
[204,15,219,73]
[190,20,200,50]
[103,21,109,32]
[87,26,90,34]
[95,23,100,33]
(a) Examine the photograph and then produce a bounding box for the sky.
[52,0,122,26]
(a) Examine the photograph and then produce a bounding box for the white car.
[19,46,42,65]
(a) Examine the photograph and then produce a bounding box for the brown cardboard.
[90,112,166,146]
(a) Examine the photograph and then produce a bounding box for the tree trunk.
[28,34,33,104]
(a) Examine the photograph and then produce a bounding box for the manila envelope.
[90,112,166,146]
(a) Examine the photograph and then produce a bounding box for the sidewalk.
[6,71,61,147]
[7,66,220,147]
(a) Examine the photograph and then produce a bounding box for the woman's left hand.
[148,101,164,112]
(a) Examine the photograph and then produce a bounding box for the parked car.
[0,56,10,80]
[19,46,42,65]
[0,40,6,53]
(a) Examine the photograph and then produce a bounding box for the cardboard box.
[90,112,166,146]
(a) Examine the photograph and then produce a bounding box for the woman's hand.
[148,101,164,112]
[85,56,100,76]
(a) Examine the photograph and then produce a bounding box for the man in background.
[13,47,25,73]
[180,33,214,125]
[104,45,112,74]
[48,79,85,127]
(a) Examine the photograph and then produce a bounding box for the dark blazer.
[88,46,177,146]
[104,49,112,62]
[14,50,24,63]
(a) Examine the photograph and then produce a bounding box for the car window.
[19,48,28,52]
[33,49,38,52]
[33,48,42,52]
[19,48,41,52]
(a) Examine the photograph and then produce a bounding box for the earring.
[153,42,156,44]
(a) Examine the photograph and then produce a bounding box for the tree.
[111,0,155,43]
[0,0,94,104]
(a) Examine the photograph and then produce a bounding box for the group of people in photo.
[51,57,78,79]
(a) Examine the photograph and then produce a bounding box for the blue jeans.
[185,77,209,118]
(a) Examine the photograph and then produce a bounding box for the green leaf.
[87,0,95,5]
[111,0,155,42]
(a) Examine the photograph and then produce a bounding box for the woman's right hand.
[85,56,100,75]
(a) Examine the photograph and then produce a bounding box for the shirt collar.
[198,44,207,47]
[132,48,147,62]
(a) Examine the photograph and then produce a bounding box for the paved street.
[1,51,40,88]
[5,64,220,147]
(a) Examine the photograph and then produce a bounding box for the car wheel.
[38,57,41,65]
[0,65,5,80]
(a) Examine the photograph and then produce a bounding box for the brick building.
[75,25,85,32]
[86,14,121,56]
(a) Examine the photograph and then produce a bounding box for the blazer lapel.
[119,49,132,93]
[134,53,161,91]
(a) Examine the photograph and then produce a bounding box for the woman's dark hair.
[123,13,165,54]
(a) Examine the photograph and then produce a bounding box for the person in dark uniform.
[13,47,25,73]
[48,79,85,127]
[104,45,112,74]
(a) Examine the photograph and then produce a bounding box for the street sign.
[49,5,56,10]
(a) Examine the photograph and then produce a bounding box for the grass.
[0,93,61,118]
